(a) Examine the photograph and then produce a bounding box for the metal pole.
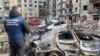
[79,0,81,17]
[50,0,53,19]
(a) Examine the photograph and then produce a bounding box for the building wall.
[72,0,80,14]
[56,0,70,20]
[80,0,92,18]
[48,0,56,19]
[10,0,17,10]
[0,0,17,19]
[72,0,100,20]
[0,0,40,20]
[0,0,3,19]
[17,0,39,19]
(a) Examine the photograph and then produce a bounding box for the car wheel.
[47,51,64,56]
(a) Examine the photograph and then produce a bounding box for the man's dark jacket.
[4,10,31,45]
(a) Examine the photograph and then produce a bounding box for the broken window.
[83,5,88,11]
[93,15,99,20]
[58,31,73,40]
[24,0,26,2]
[76,0,78,3]
[75,7,78,12]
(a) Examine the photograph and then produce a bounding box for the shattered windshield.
[76,32,93,41]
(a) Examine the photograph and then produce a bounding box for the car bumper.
[82,51,100,56]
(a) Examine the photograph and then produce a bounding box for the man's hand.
[28,33,32,37]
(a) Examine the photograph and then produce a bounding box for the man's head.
[11,5,21,14]
[9,5,22,18]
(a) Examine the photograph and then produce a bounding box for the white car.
[30,29,79,56]
[47,21,67,30]
[75,32,100,56]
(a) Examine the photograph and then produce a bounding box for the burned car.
[74,31,100,56]
[30,29,80,56]
[56,30,80,56]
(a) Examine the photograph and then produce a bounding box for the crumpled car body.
[31,29,80,56]
[75,31,100,56]
[56,30,80,56]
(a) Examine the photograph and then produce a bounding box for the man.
[4,5,31,56]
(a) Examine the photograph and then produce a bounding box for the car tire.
[47,51,64,56]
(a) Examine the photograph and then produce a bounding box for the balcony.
[59,14,66,17]
[58,8,66,11]
[88,8,100,14]
[4,3,10,7]
[90,0,100,3]
[58,1,66,5]
[66,4,73,8]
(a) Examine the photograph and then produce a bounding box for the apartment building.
[0,0,4,19]
[89,0,100,20]
[0,0,17,19]
[17,0,48,19]
[56,0,66,20]
[0,0,48,20]
[72,0,100,20]
[48,0,56,19]
[18,0,39,19]
[39,0,48,19]
[56,0,72,20]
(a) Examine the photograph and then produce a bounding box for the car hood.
[80,41,100,51]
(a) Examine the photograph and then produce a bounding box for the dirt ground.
[0,53,9,56]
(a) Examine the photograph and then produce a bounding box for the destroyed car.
[74,31,100,56]
[30,29,80,56]
[56,30,80,56]
[47,21,67,30]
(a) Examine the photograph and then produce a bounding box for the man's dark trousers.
[10,42,25,56]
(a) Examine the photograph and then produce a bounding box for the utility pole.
[79,0,81,18]
[68,0,73,29]
[49,0,53,20]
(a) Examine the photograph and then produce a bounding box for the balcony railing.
[90,0,100,3]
